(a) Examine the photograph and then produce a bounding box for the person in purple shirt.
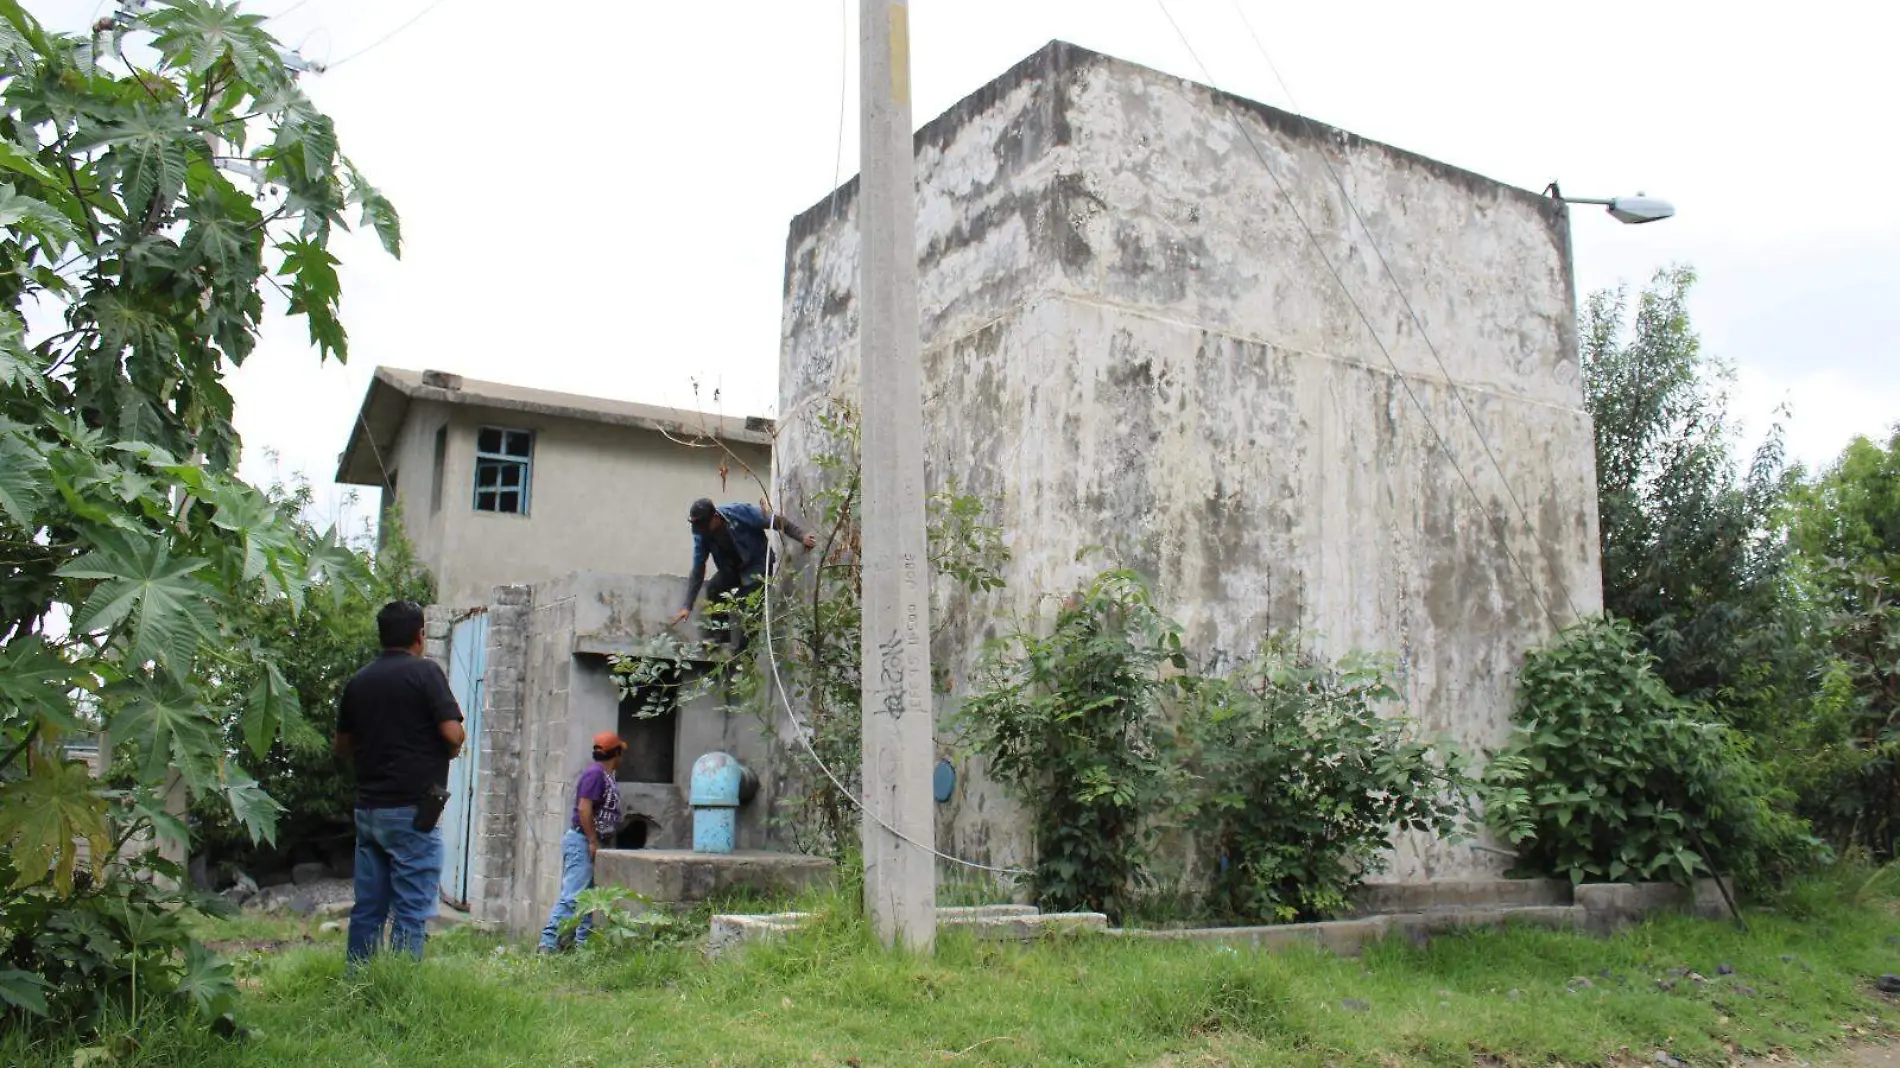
[537,730,625,952]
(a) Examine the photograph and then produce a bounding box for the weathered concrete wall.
[387,403,771,611]
[476,572,785,935]
[777,41,1602,883]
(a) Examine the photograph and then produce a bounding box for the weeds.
[5,873,1899,1067]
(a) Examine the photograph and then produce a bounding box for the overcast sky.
[34,0,1900,532]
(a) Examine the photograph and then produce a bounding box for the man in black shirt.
[334,601,466,965]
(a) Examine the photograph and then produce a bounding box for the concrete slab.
[1355,878,1572,914]
[705,905,1105,956]
[1109,904,1588,957]
[594,849,835,906]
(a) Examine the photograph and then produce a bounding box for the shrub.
[1482,616,1818,887]
[958,568,1186,919]
[1184,639,1474,923]
[0,852,238,1032]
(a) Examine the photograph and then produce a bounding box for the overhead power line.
[325,0,449,70]
[1221,0,1587,625]
[1153,0,1579,633]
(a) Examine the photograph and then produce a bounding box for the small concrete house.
[336,367,775,610]
[336,368,788,932]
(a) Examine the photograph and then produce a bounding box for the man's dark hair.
[377,600,426,650]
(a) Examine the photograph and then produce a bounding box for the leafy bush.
[1482,617,1817,887]
[191,482,434,873]
[556,887,692,952]
[959,568,1187,919]
[0,852,237,1032]
[1783,430,1900,858]
[1184,639,1474,923]
[0,0,395,1038]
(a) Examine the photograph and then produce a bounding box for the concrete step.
[707,904,1105,955]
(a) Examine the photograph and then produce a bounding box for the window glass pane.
[475,464,498,488]
[499,464,521,488]
[477,428,502,454]
[475,491,497,511]
[504,431,531,457]
[498,491,520,514]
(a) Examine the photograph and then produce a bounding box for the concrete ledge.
[1354,878,1572,914]
[1110,916,1394,955]
[572,634,717,662]
[707,905,1105,956]
[595,849,835,906]
[1575,880,1729,933]
[1110,904,1586,956]
[702,881,1730,960]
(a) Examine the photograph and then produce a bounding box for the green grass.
[8,875,1900,1067]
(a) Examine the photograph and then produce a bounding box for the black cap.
[687,498,716,527]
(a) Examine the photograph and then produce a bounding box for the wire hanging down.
[741,0,1030,880]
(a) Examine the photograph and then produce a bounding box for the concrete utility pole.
[857,0,937,950]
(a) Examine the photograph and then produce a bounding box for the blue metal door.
[440,613,487,909]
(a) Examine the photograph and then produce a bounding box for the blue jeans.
[539,829,595,950]
[348,806,444,965]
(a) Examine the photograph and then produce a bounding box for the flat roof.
[336,366,775,486]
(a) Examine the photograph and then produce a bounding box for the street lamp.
[1542,182,1675,225]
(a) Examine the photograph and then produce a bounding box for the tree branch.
[0,724,41,776]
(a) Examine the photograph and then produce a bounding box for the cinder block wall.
[467,573,788,935]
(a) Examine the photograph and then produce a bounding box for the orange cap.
[591,731,626,755]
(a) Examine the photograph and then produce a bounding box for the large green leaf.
[218,766,280,847]
[83,107,201,224]
[0,753,108,893]
[0,428,47,530]
[0,635,89,734]
[58,536,220,673]
[203,479,294,578]
[0,307,40,390]
[0,1,43,71]
[240,658,301,760]
[277,237,347,361]
[0,135,61,188]
[174,941,238,1021]
[0,969,49,1017]
[305,524,368,608]
[128,790,191,856]
[144,0,276,84]
[111,684,221,785]
[0,183,76,251]
[347,167,401,258]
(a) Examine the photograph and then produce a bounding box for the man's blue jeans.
[348,806,444,965]
[538,829,595,951]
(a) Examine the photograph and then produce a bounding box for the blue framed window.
[473,427,533,514]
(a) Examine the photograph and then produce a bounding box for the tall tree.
[1581,266,1804,731]
[1784,429,1900,856]
[192,482,433,875]
[0,0,394,1028]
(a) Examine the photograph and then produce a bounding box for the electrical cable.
[1152,0,1568,632]
[760,449,1031,878]
[324,0,447,70]
[1222,0,1586,624]
[265,0,315,24]
[748,0,1030,880]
